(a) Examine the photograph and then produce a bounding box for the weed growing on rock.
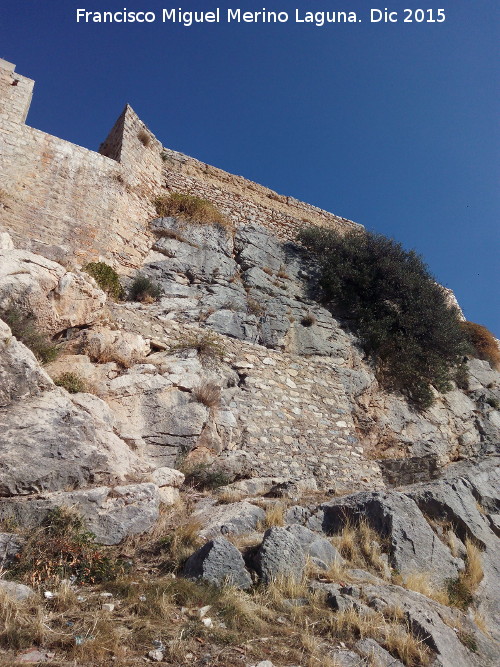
[298,227,471,410]
[401,572,450,605]
[246,296,266,317]
[154,192,231,231]
[301,312,316,327]
[332,519,388,577]
[454,361,470,390]
[446,540,483,610]
[180,461,231,492]
[1,306,58,364]
[277,265,290,279]
[192,382,221,408]
[170,332,225,365]
[128,274,163,303]
[137,128,151,146]
[54,372,86,394]
[83,262,124,300]
[457,630,478,652]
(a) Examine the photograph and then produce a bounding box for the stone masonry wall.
[0,60,163,270]
[0,59,359,271]
[160,150,362,243]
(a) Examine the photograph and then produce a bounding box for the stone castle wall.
[0,59,360,271]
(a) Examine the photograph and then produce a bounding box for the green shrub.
[83,262,124,300]
[129,274,163,303]
[298,227,471,409]
[54,372,86,393]
[154,192,231,230]
[446,577,474,610]
[9,507,123,585]
[1,306,58,364]
[180,461,231,491]
[460,321,500,370]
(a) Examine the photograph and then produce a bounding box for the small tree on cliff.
[298,227,470,409]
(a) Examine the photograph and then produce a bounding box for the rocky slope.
[0,220,499,667]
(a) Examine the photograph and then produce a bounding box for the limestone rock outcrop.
[0,232,106,335]
[0,317,142,497]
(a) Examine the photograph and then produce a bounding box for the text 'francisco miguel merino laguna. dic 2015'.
[75,8,447,26]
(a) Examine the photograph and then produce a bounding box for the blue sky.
[1,1,499,335]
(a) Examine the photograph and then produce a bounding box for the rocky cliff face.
[0,219,498,667]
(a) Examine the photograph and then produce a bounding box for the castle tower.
[0,59,34,125]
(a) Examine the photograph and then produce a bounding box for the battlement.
[0,61,360,270]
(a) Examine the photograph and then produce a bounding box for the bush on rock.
[298,227,470,409]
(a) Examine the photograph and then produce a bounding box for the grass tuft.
[154,192,231,231]
[169,332,225,365]
[257,503,286,530]
[192,382,221,408]
[54,371,86,394]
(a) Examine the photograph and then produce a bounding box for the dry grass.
[332,519,388,577]
[307,557,349,585]
[461,321,500,369]
[446,538,484,610]
[159,520,203,571]
[324,607,430,666]
[0,550,437,667]
[445,528,459,557]
[277,265,290,280]
[382,620,431,666]
[151,227,189,243]
[472,610,490,636]
[0,498,453,666]
[462,538,484,591]
[192,382,221,408]
[257,503,286,530]
[401,572,450,605]
[83,340,138,369]
[0,588,45,651]
[216,488,244,504]
[198,307,216,322]
[154,192,232,231]
[247,296,266,316]
[333,523,356,561]
[217,586,272,632]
